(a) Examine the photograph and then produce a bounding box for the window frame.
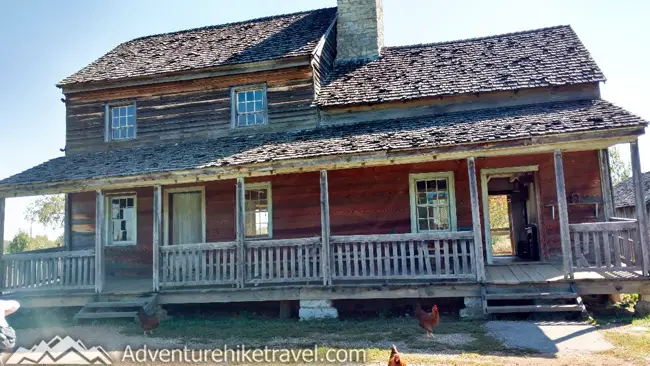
[242,182,273,239]
[105,194,138,247]
[230,84,269,129]
[104,101,137,142]
[162,186,207,246]
[408,172,457,233]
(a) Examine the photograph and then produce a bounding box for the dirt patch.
[432,333,476,346]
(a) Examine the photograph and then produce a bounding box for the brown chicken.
[414,304,439,338]
[137,308,160,335]
[387,344,406,366]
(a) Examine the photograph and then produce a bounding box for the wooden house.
[614,172,650,219]
[0,0,649,319]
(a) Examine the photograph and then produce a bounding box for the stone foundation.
[298,300,338,320]
[459,296,484,320]
[634,294,650,316]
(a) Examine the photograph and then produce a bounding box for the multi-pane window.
[109,104,136,140]
[108,196,136,245]
[410,173,456,232]
[233,87,266,127]
[244,183,271,238]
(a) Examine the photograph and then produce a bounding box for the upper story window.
[107,195,137,246]
[409,172,457,233]
[231,85,267,128]
[244,182,272,238]
[106,103,136,141]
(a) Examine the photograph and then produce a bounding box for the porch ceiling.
[0,99,645,196]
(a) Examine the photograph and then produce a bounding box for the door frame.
[480,165,539,264]
[163,186,206,246]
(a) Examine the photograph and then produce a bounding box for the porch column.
[235,178,246,288]
[630,141,650,276]
[64,193,72,250]
[0,198,5,290]
[152,185,162,291]
[467,157,485,282]
[320,170,331,286]
[553,149,573,279]
[598,149,615,220]
[94,190,105,293]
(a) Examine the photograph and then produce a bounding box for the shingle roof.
[315,25,605,107]
[613,172,650,208]
[58,7,336,86]
[0,99,644,188]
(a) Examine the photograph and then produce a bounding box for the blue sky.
[0,0,649,239]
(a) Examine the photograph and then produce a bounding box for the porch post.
[553,149,573,279]
[64,193,71,250]
[94,190,105,293]
[152,185,162,291]
[236,178,246,288]
[630,141,650,276]
[320,170,331,286]
[598,149,614,220]
[467,157,485,282]
[0,198,5,290]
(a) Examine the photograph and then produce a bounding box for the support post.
[94,190,105,293]
[467,157,485,282]
[236,178,246,288]
[320,170,331,286]
[598,149,614,220]
[554,149,573,279]
[630,141,650,276]
[152,185,162,292]
[64,193,71,250]
[0,198,5,290]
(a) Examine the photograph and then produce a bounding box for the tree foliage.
[489,195,510,229]
[24,195,65,229]
[5,231,62,254]
[7,231,30,254]
[609,145,632,186]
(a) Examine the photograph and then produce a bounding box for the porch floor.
[486,262,644,284]
[103,277,152,294]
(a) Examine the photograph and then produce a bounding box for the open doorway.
[481,166,541,264]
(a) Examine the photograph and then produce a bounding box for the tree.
[609,145,632,186]
[7,231,30,254]
[24,195,65,230]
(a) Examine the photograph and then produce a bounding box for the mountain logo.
[5,335,112,364]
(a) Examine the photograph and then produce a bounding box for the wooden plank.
[275,247,281,280]
[467,157,485,281]
[331,231,474,243]
[235,178,245,288]
[507,264,534,282]
[485,292,578,300]
[602,231,612,268]
[630,140,650,276]
[573,232,582,268]
[320,170,331,285]
[400,241,407,277]
[554,149,573,279]
[353,243,360,277]
[518,264,546,282]
[622,230,631,268]
[375,242,383,277]
[460,240,469,275]
[152,185,162,291]
[593,231,602,268]
[487,266,507,284]
[392,242,399,277]
[442,240,450,275]
[612,230,622,267]
[345,243,352,277]
[368,242,376,277]
[598,149,615,220]
[452,239,460,275]
[94,190,104,293]
[434,240,442,276]
[360,242,367,277]
[570,221,637,232]
[408,241,416,276]
[487,304,584,313]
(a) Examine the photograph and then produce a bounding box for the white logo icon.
[5,335,112,365]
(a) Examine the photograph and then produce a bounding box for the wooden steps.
[74,294,158,322]
[487,304,584,314]
[481,283,586,316]
[484,292,578,300]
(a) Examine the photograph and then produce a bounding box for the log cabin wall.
[63,65,318,154]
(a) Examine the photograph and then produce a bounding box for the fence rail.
[244,237,322,285]
[569,221,642,271]
[160,242,239,288]
[1,249,95,293]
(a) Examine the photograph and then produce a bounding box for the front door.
[170,191,203,245]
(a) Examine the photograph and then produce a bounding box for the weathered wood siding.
[311,19,337,98]
[615,204,650,219]
[64,66,318,153]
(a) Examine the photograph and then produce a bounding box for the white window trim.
[105,194,138,246]
[243,182,273,239]
[163,186,207,246]
[409,172,457,233]
[230,84,269,129]
[104,101,137,142]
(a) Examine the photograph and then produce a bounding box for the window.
[232,86,267,127]
[244,183,272,238]
[409,172,457,233]
[106,103,136,141]
[107,195,137,246]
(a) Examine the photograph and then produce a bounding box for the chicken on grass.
[137,308,160,335]
[387,344,406,366]
[414,304,439,338]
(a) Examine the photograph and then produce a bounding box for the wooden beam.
[320,170,331,286]
[598,149,614,220]
[94,190,105,293]
[152,185,162,292]
[467,157,485,282]
[0,198,5,290]
[235,178,246,288]
[630,141,650,276]
[64,194,71,250]
[554,150,573,279]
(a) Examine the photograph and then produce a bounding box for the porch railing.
[569,220,642,271]
[244,237,322,285]
[1,249,95,293]
[330,231,476,281]
[160,242,239,288]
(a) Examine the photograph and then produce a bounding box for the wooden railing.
[244,237,322,285]
[1,249,95,293]
[330,232,476,282]
[569,220,642,271]
[160,242,239,288]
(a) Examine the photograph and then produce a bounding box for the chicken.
[414,303,439,338]
[137,308,160,335]
[387,344,406,366]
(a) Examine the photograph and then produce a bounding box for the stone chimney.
[336,0,384,62]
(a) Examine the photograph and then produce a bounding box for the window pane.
[414,177,452,232]
[418,219,429,231]
[438,179,447,190]
[246,91,254,100]
[254,90,263,100]
[247,114,255,125]
[245,187,270,237]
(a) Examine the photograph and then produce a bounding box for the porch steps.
[482,283,587,316]
[73,294,158,322]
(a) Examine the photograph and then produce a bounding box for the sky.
[0,0,649,240]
